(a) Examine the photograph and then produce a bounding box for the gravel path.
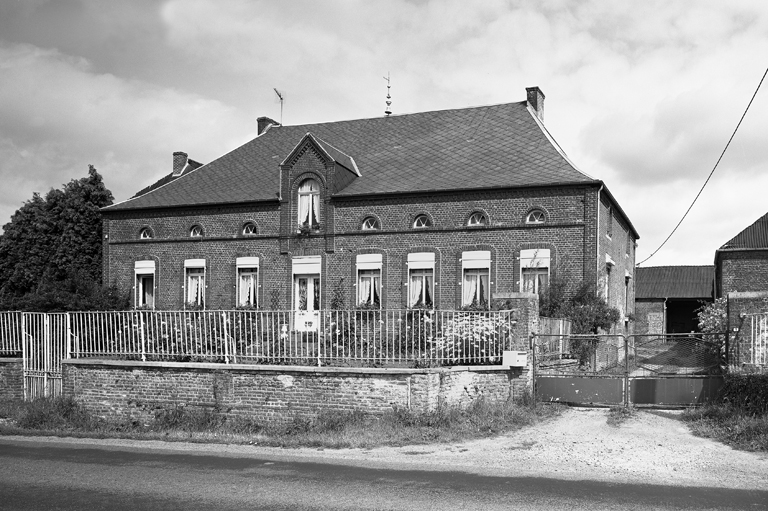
[6,408,767,490]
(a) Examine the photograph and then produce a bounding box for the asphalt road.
[0,438,765,510]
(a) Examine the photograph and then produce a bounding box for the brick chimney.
[526,86,545,121]
[257,116,279,136]
[173,151,188,177]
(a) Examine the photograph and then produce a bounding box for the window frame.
[361,216,380,231]
[184,259,206,309]
[407,252,435,308]
[236,257,260,308]
[139,227,153,240]
[242,222,257,236]
[461,250,491,307]
[526,210,546,224]
[189,225,203,238]
[134,260,156,309]
[356,254,383,308]
[520,248,550,295]
[412,214,432,229]
[297,178,321,228]
[467,212,488,227]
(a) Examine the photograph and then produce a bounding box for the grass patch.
[0,397,562,449]
[606,405,636,427]
[682,404,768,452]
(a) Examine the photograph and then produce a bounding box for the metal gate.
[532,333,726,407]
[22,312,68,400]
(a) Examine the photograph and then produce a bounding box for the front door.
[294,274,320,331]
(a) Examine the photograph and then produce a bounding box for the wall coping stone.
[61,358,513,375]
[728,291,768,299]
[0,358,22,364]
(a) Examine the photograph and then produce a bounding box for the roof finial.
[384,73,392,116]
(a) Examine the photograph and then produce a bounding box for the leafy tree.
[0,166,126,311]
[541,277,621,334]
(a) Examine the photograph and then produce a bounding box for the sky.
[0,0,766,267]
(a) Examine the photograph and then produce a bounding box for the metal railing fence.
[64,309,516,367]
[0,311,22,356]
[748,313,768,366]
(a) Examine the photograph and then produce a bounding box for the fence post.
[66,313,72,360]
[222,311,230,364]
[139,311,146,362]
[530,332,536,408]
[624,335,630,408]
[43,314,50,398]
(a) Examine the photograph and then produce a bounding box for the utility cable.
[637,66,768,266]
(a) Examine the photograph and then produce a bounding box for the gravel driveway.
[7,407,768,490]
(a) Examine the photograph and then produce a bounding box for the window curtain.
[298,278,307,310]
[312,277,320,311]
[358,276,371,305]
[298,193,310,225]
[409,273,423,307]
[298,180,319,226]
[479,272,489,304]
[424,274,433,307]
[310,194,319,225]
[187,271,204,305]
[463,272,478,305]
[239,271,256,306]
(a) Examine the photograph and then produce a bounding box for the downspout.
[595,184,604,289]
[663,297,668,335]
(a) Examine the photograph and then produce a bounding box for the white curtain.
[239,271,256,306]
[298,180,319,226]
[463,272,477,305]
[409,273,423,306]
[358,276,371,305]
[187,270,204,305]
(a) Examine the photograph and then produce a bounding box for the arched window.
[526,210,546,224]
[413,214,432,228]
[361,217,380,230]
[467,212,487,227]
[242,222,257,236]
[298,179,320,228]
[139,227,153,239]
[189,225,203,237]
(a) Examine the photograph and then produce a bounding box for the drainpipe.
[595,184,604,288]
[663,297,668,336]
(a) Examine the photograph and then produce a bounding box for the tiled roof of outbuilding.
[635,265,714,300]
[104,101,597,212]
[719,212,768,250]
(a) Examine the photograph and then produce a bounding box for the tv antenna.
[273,88,284,125]
[383,73,392,116]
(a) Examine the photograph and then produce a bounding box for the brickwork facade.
[726,292,768,371]
[62,360,527,424]
[718,250,768,296]
[634,300,665,336]
[104,181,635,313]
[0,358,23,400]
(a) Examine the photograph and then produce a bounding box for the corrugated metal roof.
[104,101,597,212]
[635,266,714,300]
[720,212,768,249]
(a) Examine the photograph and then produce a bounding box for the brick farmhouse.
[101,87,639,332]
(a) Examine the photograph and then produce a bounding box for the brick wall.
[726,292,768,370]
[104,185,607,311]
[720,251,768,296]
[0,358,23,400]
[634,300,665,335]
[62,360,527,424]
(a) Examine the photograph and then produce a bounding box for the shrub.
[720,373,768,414]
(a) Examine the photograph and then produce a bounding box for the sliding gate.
[22,313,68,400]
[532,333,725,407]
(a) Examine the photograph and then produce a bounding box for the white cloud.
[0,42,252,225]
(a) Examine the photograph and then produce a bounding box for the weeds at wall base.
[0,397,561,449]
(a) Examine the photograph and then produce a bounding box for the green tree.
[0,166,127,311]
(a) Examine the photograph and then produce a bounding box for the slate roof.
[635,266,714,300]
[104,101,598,212]
[130,159,203,199]
[719,212,768,250]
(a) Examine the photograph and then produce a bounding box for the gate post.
[21,313,28,400]
[139,311,146,362]
[624,335,630,408]
[66,313,72,360]
[530,333,536,408]
[44,314,50,398]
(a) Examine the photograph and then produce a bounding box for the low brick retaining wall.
[0,358,23,401]
[62,360,528,424]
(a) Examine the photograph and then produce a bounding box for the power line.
[637,66,768,266]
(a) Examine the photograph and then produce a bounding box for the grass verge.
[682,404,768,452]
[0,396,562,449]
[606,405,636,427]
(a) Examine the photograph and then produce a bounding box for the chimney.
[257,116,279,136]
[173,151,188,177]
[526,86,545,121]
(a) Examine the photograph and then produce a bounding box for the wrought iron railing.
[0,311,22,356]
[60,309,517,367]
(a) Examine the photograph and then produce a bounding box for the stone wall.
[0,358,23,401]
[62,360,527,424]
[634,300,665,335]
